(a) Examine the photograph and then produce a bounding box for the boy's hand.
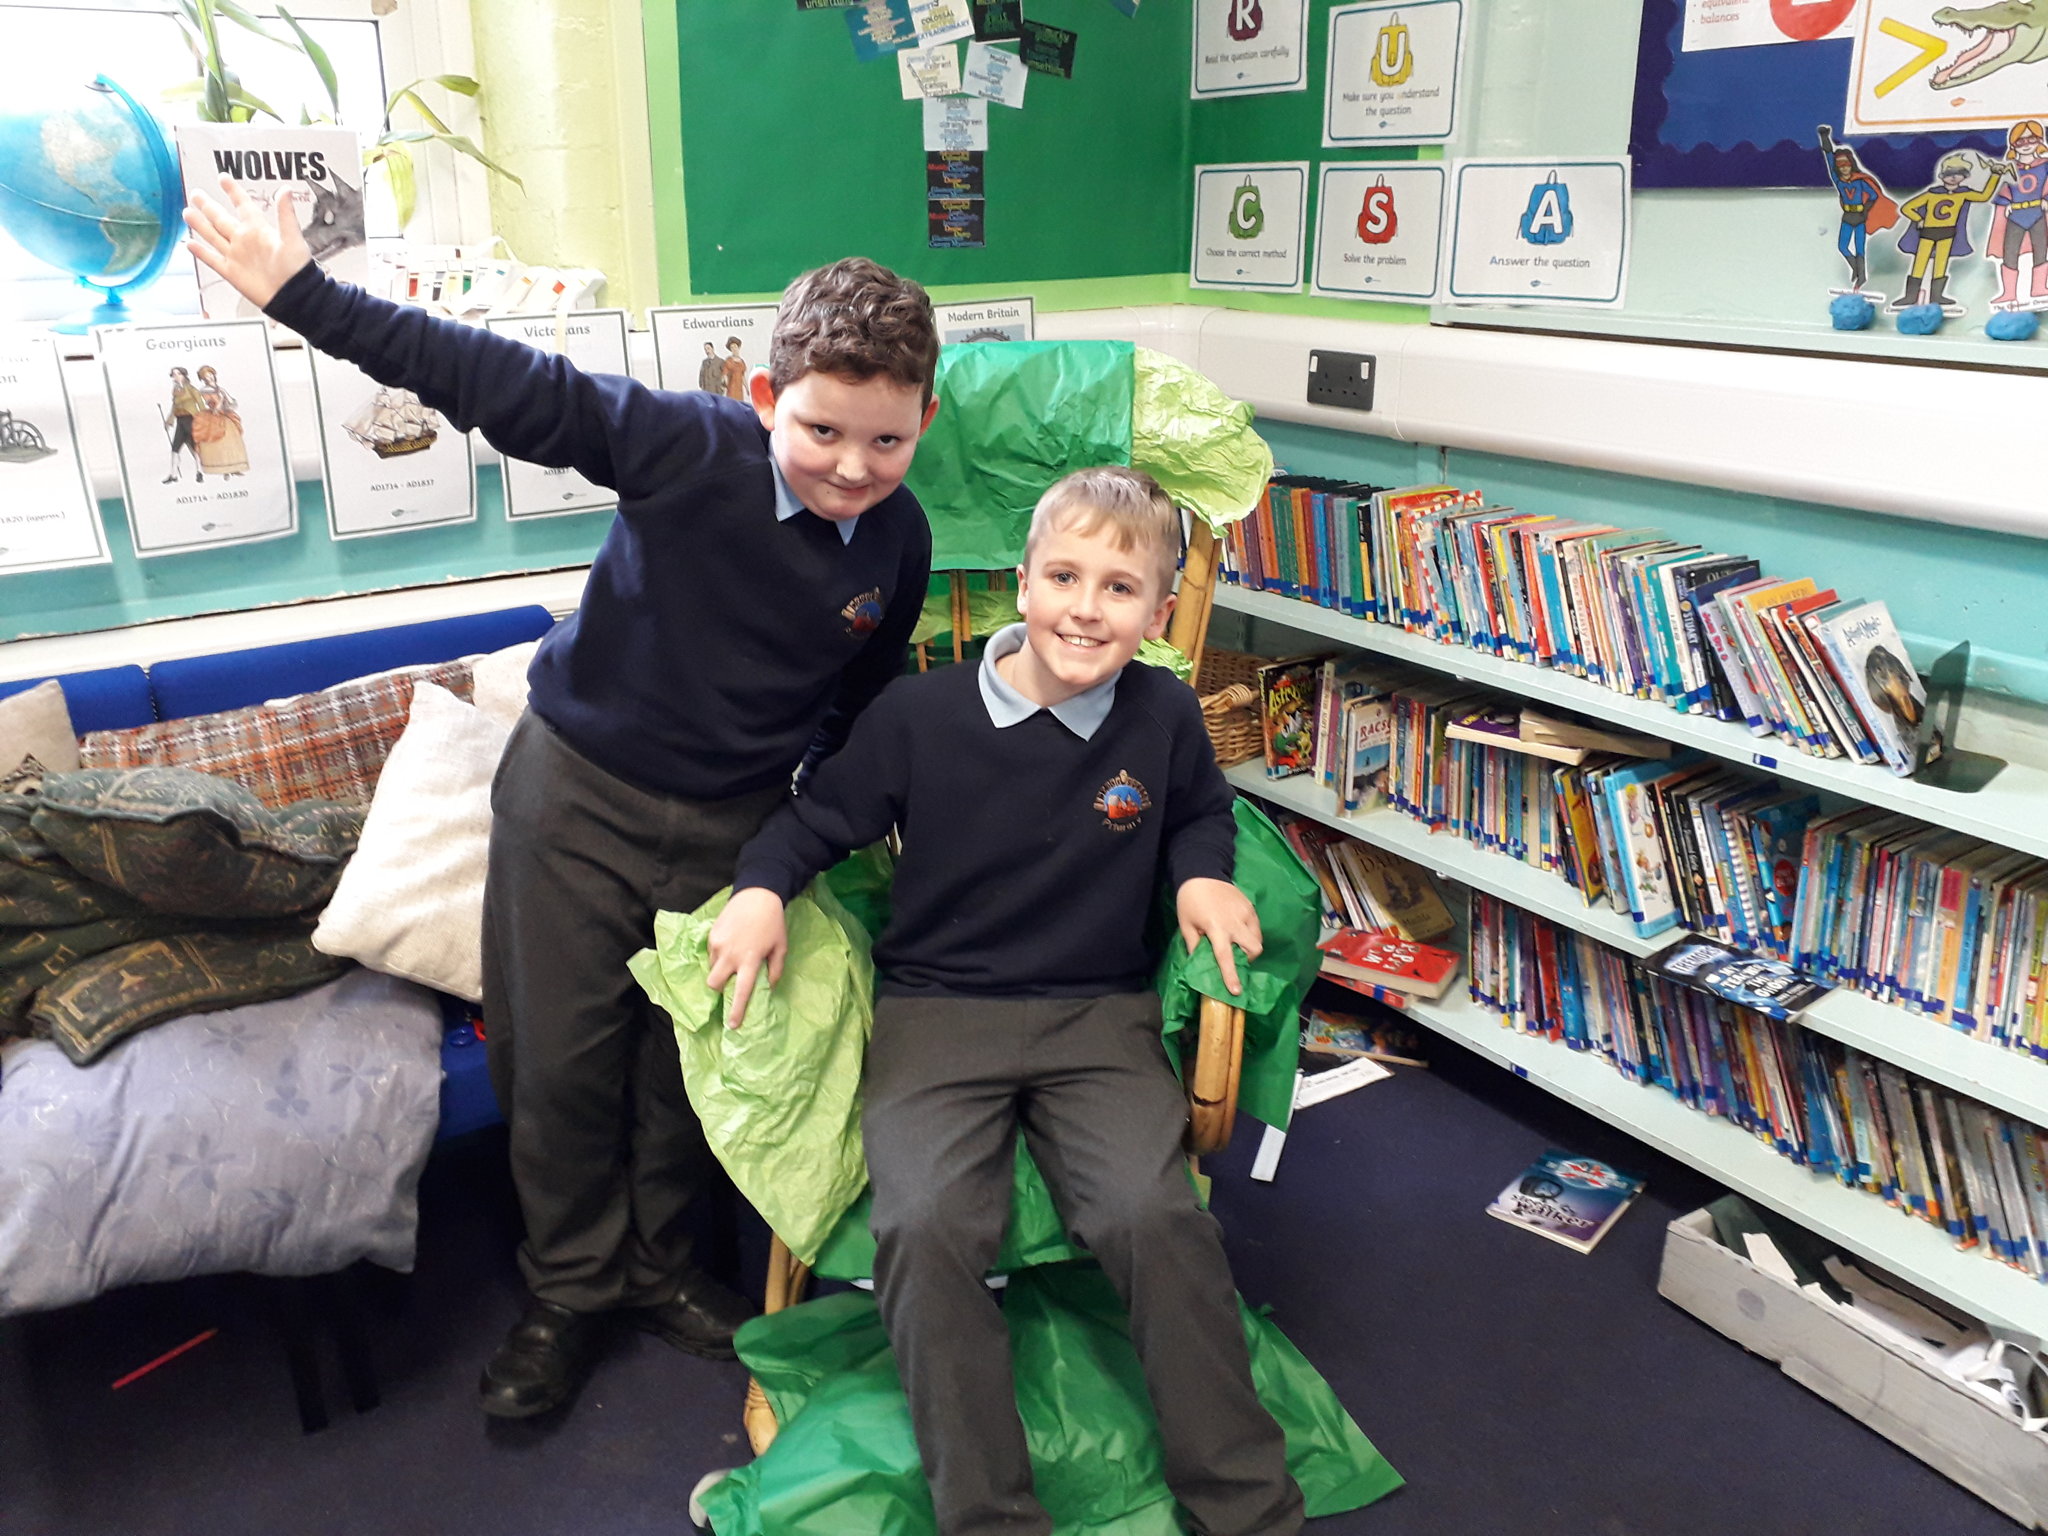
[1176,877,1263,997]
[182,175,313,311]
[706,887,789,1029]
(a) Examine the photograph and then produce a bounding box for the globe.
[0,74,183,332]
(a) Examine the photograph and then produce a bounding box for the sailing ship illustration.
[343,387,441,459]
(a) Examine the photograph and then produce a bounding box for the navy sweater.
[732,659,1239,997]
[266,265,933,799]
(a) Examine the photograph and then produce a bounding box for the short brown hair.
[1023,466,1181,598]
[769,257,940,405]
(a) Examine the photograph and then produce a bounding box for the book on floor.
[1300,1005,1431,1067]
[1487,1149,1644,1254]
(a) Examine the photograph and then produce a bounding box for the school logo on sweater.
[1094,771,1151,831]
[841,587,883,637]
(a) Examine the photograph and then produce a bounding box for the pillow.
[0,795,146,927]
[78,658,474,808]
[30,923,349,1065]
[0,913,189,1032]
[0,968,443,1316]
[471,640,539,726]
[0,681,81,779]
[30,767,363,919]
[312,683,509,1001]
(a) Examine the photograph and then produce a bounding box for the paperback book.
[1642,935,1833,1022]
[1487,1149,1644,1254]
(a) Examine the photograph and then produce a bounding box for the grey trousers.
[863,992,1303,1536]
[481,712,784,1312]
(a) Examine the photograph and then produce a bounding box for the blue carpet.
[1,1030,2019,1536]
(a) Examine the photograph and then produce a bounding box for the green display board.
[675,0,1194,294]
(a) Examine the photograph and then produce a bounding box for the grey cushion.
[0,969,442,1316]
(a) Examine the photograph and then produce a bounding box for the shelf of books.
[1395,984,2047,1337]
[1231,761,2048,1128]
[1215,583,2048,864]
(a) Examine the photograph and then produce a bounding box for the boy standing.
[709,468,1303,1536]
[182,181,941,1419]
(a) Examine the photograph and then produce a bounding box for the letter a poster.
[479,310,632,520]
[1446,158,1632,306]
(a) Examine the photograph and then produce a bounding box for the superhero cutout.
[1986,119,2048,312]
[1895,149,2005,314]
[1817,126,1898,298]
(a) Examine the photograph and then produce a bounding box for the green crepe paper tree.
[162,0,520,231]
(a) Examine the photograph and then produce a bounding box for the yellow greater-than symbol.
[1874,17,1947,98]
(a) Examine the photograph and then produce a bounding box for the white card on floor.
[1249,1121,1288,1183]
[1294,1054,1393,1108]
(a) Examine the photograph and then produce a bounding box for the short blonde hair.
[1022,466,1181,598]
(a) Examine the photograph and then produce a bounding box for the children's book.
[1810,599,1936,778]
[1300,1007,1431,1067]
[1317,929,1461,999]
[175,123,366,327]
[1256,655,1330,780]
[1642,935,1834,1022]
[1339,844,1456,941]
[1487,1149,1644,1254]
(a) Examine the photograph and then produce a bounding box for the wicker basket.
[1194,648,1264,768]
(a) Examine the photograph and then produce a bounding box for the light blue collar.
[771,456,858,545]
[977,623,1119,740]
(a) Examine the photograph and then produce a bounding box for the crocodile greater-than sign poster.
[1848,0,2048,134]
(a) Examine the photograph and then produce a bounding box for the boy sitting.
[182,181,941,1419]
[708,467,1304,1536]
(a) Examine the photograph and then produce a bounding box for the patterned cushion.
[30,925,349,1066]
[30,768,363,920]
[78,660,476,809]
[0,794,145,927]
[0,914,190,1033]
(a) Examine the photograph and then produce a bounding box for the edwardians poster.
[480,310,632,519]
[98,320,294,556]
[0,330,107,575]
[307,349,475,538]
[647,303,778,395]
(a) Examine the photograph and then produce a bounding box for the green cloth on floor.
[699,1262,1403,1536]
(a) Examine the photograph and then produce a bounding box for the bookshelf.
[1390,984,2048,1338]
[1214,584,2048,864]
[1215,584,2048,1334]
[1230,763,2048,1129]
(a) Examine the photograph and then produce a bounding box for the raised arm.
[184,177,672,496]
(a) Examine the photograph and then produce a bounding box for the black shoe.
[626,1269,757,1361]
[478,1299,603,1419]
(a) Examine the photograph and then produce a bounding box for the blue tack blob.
[1987,309,2041,342]
[1896,303,1944,336]
[1829,293,1877,331]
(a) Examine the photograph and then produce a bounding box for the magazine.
[1487,1149,1644,1254]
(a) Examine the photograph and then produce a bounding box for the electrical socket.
[1306,350,1375,412]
